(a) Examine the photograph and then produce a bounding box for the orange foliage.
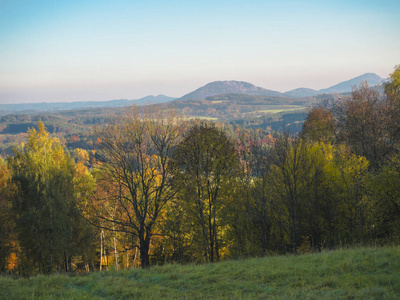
[7,252,18,271]
[71,135,80,142]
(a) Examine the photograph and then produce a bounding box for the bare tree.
[92,105,184,268]
[333,82,396,170]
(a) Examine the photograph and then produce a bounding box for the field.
[247,105,306,117]
[1,246,399,299]
[256,105,305,114]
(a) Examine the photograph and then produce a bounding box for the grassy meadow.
[1,246,399,299]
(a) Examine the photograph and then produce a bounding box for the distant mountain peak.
[318,73,385,94]
[284,88,319,98]
[285,73,385,98]
[133,94,176,105]
[177,80,285,101]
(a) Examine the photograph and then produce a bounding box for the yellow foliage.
[73,148,89,164]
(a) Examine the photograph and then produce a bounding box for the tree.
[225,129,275,257]
[333,82,397,170]
[264,135,337,252]
[301,105,335,143]
[0,157,17,272]
[73,148,89,165]
[367,149,400,242]
[93,106,184,268]
[385,65,400,102]
[327,145,369,246]
[384,65,400,142]
[172,122,239,262]
[9,121,94,274]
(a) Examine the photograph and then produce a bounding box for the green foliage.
[0,157,18,272]
[366,150,400,243]
[1,66,400,273]
[170,122,240,263]
[8,121,95,274]
[0,246,399,299]
[385,65,400,100]
[301,105,335,142]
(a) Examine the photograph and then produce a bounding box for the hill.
[172,92,308,121]
[134,94,176,105]
[284,88,319,98]
[319,73,385,94]
[0,95,175,115]
[285,73,385,97]
[177,73,385,101]
[0,73,385,114]
[177,80,286,101]
[1,246,399,299]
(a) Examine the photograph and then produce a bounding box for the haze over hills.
[178,73,385,101]
[0,95,175,114]
[283,88,319,98]
[0,73,386,114]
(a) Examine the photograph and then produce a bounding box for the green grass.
[1,246,399,299]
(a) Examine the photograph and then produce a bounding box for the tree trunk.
[209,208,214,263]
[134,247,138,267]
[49,211,53,273]
[100,230,103,271]
[139,228,151,268]
[113,223,119,270]
[213,207,219,262]
[140,243,150,268]
[64,251,68,272]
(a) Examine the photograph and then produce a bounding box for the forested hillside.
[0,66,399,275]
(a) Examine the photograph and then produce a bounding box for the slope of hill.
[285,73,385,98]
[284,88,319,98]
[135,94,176,105]
[178,81,286,101]
[1,246,398,298]
[319,73,385,94]
[180,74,385,101]
[0,73,385,114]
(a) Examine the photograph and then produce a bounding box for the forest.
[0,66,399,275]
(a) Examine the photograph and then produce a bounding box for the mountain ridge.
[0,73,386,113]
[285,73,385,97]
[0,94,176,113]
[318,73,385,94]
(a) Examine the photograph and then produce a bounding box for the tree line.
[0,66,399,274]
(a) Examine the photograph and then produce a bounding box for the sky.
[0,0,399,104]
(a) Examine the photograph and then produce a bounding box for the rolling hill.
[318,73,385,94]
[284,88,319,98]
[0,72,386,115]
[177,81,286,101]
[0,95,175,115]
[285,73,385,97]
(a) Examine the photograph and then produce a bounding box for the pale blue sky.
[0,0,399,103]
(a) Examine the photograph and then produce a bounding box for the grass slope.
[1,247,399,299]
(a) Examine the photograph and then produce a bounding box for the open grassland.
[255,105,306,114]
[185,116,219,121]
[1,246,399,299]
